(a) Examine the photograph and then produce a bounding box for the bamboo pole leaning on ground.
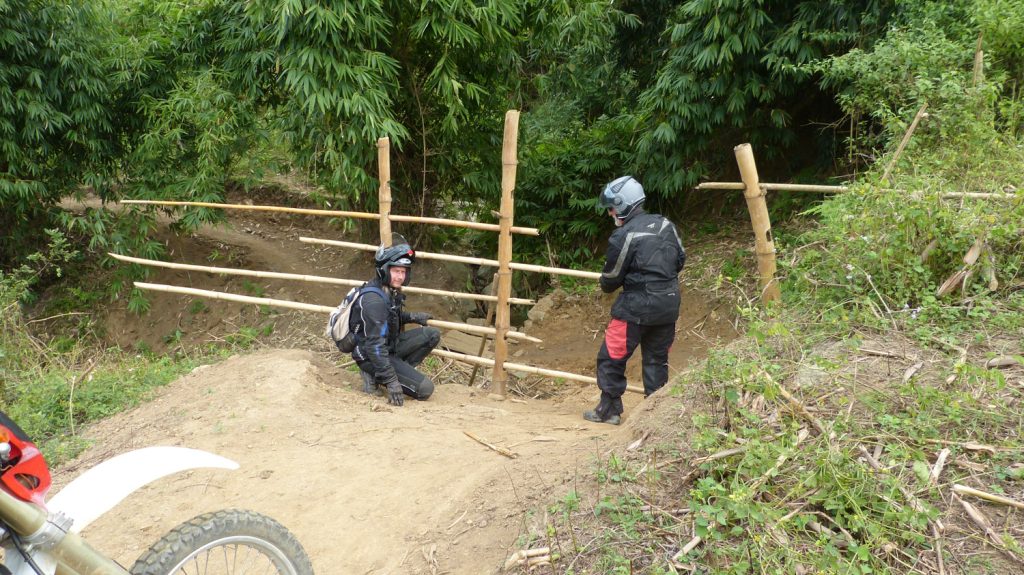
[881,103,928,185]
[432,349,644,394]
[300,238,602,280]
[490,110,519,399]
[119,200,541,236]
[468,274,498,387]
[377,137,392,245]
[132,282,542,343]
[109,253,536,305]
[734,144,781,302]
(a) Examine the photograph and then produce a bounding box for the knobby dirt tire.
[129,509,314,575]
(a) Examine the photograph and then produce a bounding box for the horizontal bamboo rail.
[698,182,1019,200]
[109,253,535,306]
[696,182,848,193]
[300,237,603,280]
[431,349,644,394]
[133,282,542,343]
[119,200,540,236]
[941,192,1019,200]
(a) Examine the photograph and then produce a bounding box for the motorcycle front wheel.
[130,509,314,575]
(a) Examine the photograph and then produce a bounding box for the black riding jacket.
[349,277,417,383]
[600,209,686,325]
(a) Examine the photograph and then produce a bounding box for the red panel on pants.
[605,319,629,359]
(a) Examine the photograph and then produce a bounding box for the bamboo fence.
[697,141,1020,304]
[118,110,638,398]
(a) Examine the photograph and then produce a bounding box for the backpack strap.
[349,286,390,338]
[359,286,388,301]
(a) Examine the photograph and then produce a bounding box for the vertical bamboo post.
[973,32,984,87]
[734,144,781,303]
[489,110,519,399]
[377,137,392,246]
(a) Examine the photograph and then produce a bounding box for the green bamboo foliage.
[0,0,118,267]
[636,0,893,194]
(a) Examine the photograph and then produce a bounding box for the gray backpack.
[325,286,386,353]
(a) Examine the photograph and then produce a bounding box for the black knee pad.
[416,376,435,400]
[426,327,441,348]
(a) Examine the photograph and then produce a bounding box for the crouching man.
[348,235,441,406]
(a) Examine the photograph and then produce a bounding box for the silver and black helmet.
[599,175,645,220]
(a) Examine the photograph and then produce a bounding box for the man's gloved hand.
[408,312,432,326]
[385,378,404,406]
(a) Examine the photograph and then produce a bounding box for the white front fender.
[47,446,238,533]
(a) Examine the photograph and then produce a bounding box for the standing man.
[584,176,686,425]
[349,235,441,406]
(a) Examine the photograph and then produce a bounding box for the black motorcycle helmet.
[375,233,416,286]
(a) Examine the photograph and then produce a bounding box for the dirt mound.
[57,348,636,573]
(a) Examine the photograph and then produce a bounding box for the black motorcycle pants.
[594,319,676,418]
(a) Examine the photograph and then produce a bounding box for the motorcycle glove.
[385,378,405,406]
[408,312,432,326]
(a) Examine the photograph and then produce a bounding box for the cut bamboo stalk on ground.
[953,484,1024,510]
[930,448,950,487]
[132,282,541,342]
[119,200,541,236]
[954,493,1024,564]
[300,237,602,280]
[671,535,703,565]
[109,253,536,305]
[463,431,517,459]
[503,547,550,571]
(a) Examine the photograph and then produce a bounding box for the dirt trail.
[52,194,741,573]
[56,349,636,574]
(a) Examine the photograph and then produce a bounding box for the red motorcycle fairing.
[0,420,52,506]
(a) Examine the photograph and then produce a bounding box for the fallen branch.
[859,347,907,359]
[464,431,517,459]
[932,522,946,575]
[953,484,1024,510]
